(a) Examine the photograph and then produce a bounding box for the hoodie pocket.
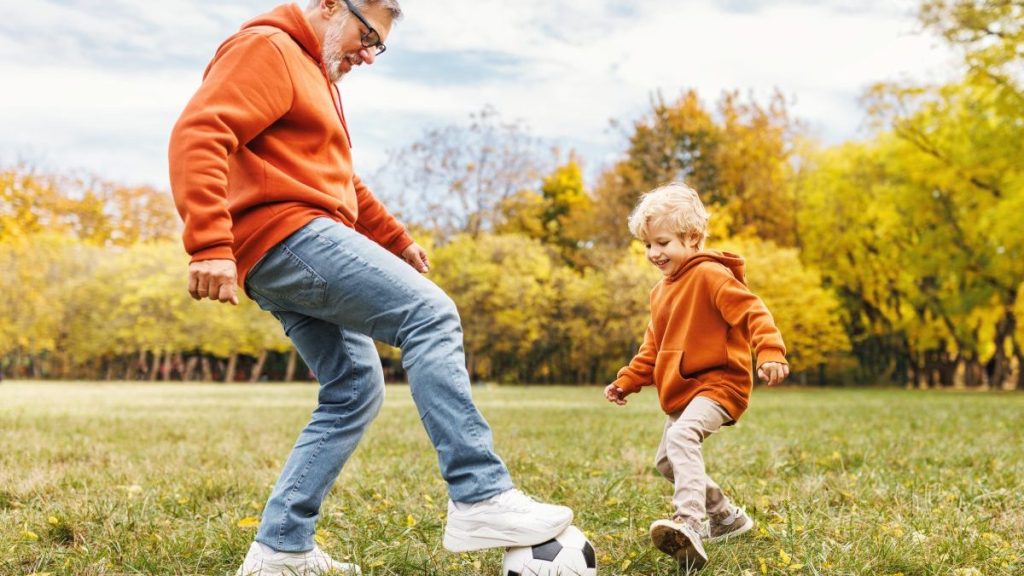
[681,342,728,377]
[653,350,685,389]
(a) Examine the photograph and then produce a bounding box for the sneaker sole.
[706,516,754,544]
[650,523,707,571]
[442,514,573,552]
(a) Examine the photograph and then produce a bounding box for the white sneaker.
[442,488,574,552]
[235,542,362,576]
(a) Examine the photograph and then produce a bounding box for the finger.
[217,283,239,305]
[204,277,219,300]
[196,275,211,299]
[188,271,201,300]
[404,253,422,271]
[757,367,766,381]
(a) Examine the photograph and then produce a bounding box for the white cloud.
[0,0,958,188]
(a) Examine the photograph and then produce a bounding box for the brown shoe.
[705,506,754,544]
[650,518,707,571]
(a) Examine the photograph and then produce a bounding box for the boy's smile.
[644,219,699,277]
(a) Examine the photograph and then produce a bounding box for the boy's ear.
[686,231,703,248]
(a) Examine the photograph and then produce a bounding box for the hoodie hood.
[668,249,746,285]
[241,4,322,64]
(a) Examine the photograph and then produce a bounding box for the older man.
[168,1,572,574]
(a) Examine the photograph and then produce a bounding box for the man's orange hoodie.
[168,4,412,287]
[612,251,786,420]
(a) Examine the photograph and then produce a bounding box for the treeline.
[1,0,1021,387]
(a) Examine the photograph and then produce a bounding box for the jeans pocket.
[247,244,327,310]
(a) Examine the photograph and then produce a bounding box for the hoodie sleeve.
[712,275,787,367]
[612,322,658,394]
[353,175,414,256]
[168,32,294,262]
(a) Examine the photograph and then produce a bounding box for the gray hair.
[309,0,403,21]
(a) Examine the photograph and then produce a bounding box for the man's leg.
[252,315,385,552]
[246,218,570,550]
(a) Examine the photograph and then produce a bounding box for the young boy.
[604,182,789,571]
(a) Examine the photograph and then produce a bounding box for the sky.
[0,0,959,191]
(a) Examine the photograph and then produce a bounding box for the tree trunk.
[148,350,162,382]
[183,356,198,382]
[250,350,268,383]
[160,354,173,381]
[1012,337,1024,391]
[224,353,238,383]
[104,356,115,381]
[201,356,213,382]
[989,307,1015,389]
[284,348,298,382]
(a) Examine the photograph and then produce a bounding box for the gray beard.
[322,18,349,82]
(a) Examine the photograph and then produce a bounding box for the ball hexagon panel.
[503,525,597,576]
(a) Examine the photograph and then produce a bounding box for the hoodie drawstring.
[319,62,353,149]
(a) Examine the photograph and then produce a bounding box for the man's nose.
[359,48,376,65]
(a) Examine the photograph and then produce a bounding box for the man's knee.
[412,287,462,333]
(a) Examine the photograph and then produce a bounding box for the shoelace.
[494,489,538,512]
[715,506,745,527]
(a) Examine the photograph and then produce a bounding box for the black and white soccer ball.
[502,525,597,576]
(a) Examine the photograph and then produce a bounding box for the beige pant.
[654,396,733,524]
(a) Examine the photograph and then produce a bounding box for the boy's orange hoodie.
[168,4,412,288]
[612,251,786,420]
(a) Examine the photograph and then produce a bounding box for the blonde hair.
[627,182,709,247]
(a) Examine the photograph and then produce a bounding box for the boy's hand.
[604,384,628,405]
[758,362,789,386]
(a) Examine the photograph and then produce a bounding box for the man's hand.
[401,243,430,274]
[188,259,239,305]
[604,383,628,406]
[758,361,790,386]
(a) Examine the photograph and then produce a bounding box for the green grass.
[1,383,1022,576]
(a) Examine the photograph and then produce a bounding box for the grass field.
[1,383,1022,576]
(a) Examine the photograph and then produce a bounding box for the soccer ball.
[502,525,597,576]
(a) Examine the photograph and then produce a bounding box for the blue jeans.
[245,217,512,552]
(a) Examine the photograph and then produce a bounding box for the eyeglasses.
[342,0,386,56]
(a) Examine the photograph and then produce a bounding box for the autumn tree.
[373,107,550,240]
[590,90,802,248]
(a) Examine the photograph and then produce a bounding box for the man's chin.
[325,66,347,83]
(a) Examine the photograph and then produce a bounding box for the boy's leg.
[705,475,732,518]
[650,397,730,569]
[658,431,731,518]
[653,417,675,482]
[663,396,731,524]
